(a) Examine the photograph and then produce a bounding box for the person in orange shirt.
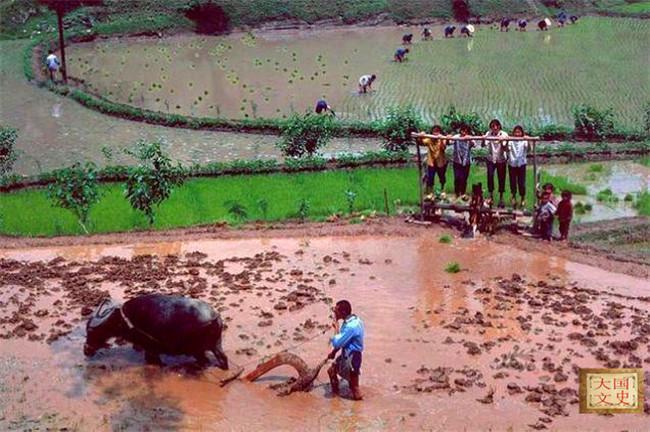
[420,125,448,197]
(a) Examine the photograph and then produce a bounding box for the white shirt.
[483,130,508,163]
[359,75,373,86]
[507,139,529,167]
[46,54,60,70]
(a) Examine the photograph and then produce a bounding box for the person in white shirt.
[506,125,529,208]
[358,74,376,94]
[482,119,508,207]
[46,50,61,81]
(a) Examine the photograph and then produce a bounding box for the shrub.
[596,188,619,203]
[277,112,338,158]
[124,140,186,225]
[183,1,229,34]
[0,126,19,178]
[624,193,634,202]
[572,104,616,138]
[634,191,650,216]
[439,234,452,244]
[224,200,248,223]
[440,106,485,135]
[47,161,100,233]
[297,198,310,222]
[445,261,461,273]
[375,105,424,152]
[344,189,357,214]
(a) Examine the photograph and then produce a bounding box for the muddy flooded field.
[67,18,648,127]
[544,160,649,222]
[1,231,649,430]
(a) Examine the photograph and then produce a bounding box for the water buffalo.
[518,19,527,31]
[444,25,456,38]
[402,33,413,44]
[500,18,510,32]
[84,294,229,369]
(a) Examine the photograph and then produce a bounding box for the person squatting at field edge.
[315,99,334,115]
[557,190,573,240]
[358,74,376,94]
[420,125,448,197]
[507,125,529,209]
[483,119,508,208]
[452,125,475,200]
[538,191,557,241]
[328,300,364,401]
[394,47,409,62]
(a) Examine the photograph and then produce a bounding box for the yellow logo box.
[579,368,644,414]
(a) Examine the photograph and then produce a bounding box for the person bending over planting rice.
[358,74,376,94]
[506,125,529,209]
[422,27,432,40]
[394,47,409,62]
[315,99,335,116]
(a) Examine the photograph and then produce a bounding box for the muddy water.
[1,233,649,430]
[544,160,649,222]
[66,18,648,127]
[0,40,377,176]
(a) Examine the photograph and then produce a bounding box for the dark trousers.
[559,219,571,239]
[486,161,506,194]
[453,162,470,196]
[540,216,554,241]
[508,164,527,197]
[426,164,447,188]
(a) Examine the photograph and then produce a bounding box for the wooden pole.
[56,10,67,83]
[411,132,540,141]
[415,139,424,220]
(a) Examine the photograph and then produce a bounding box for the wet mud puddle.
[1,234,649,430]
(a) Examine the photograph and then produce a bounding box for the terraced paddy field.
[67,17,649,130]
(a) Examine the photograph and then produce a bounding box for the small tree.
[452,0,471,23]
[124,140,185,225]
[572,104,616,138]
[440,106,485,135]
[0,126,18,178]
[225,200,248,223]
[38,0,103,83]
[375,105,424,152]
[47,161,100,233]
[277,111,338,158]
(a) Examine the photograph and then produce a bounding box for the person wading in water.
[327,300,364,400]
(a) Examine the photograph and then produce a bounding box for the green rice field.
[0,166,586,237]
[67,17,649,131]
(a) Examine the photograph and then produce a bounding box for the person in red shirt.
[556,190,573,240]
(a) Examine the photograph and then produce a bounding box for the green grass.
[638,156,650,167]
[596,188,620,203]
[635,191,650,216]
[0,165,584,236]
[445,262,461,273]
[439,234,452,244]
[608,1,650,14]
[588,163,605,173]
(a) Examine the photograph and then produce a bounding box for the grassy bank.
[3,1,650,40]
[0,166,584,237]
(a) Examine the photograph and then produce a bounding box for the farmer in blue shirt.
[327,299,364,400]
